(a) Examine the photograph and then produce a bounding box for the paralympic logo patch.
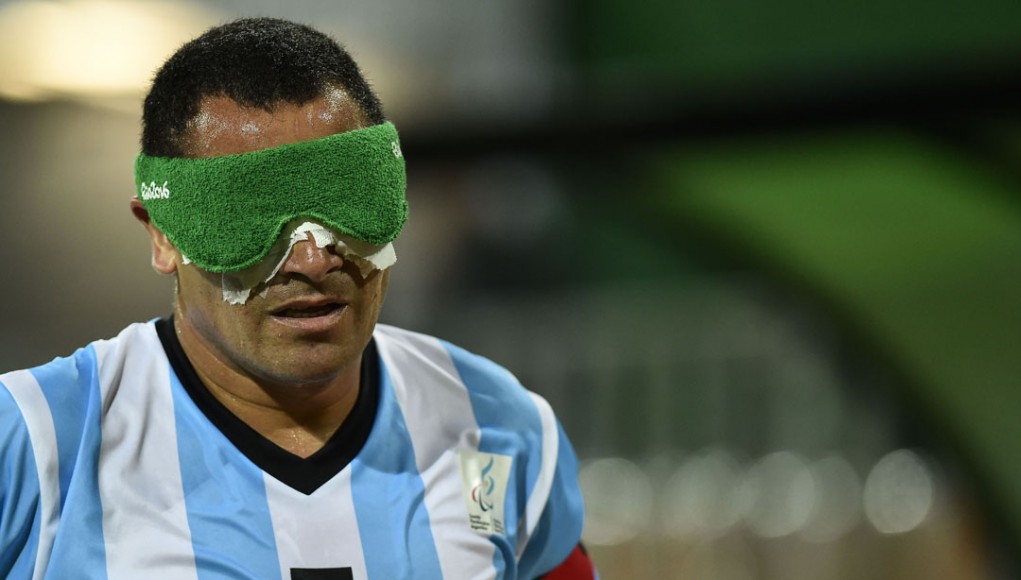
[471,457,496,512]
[459,450,512,536]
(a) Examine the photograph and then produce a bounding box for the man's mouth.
[271,300,346,319]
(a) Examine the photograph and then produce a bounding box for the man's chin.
[250,352,361,391]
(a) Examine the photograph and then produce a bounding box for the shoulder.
[0,321,163,456]
[372,323,541,420]
[0,321,167,574]
[0,343,99,423]
[371,325,585,577]
[0,321,160,405]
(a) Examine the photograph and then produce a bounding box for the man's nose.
[277,233,344,282]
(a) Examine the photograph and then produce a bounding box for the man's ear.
[130,198,180,275]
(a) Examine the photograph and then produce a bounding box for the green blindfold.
[134,121,407,273]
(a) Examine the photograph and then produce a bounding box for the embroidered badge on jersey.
[458,450,513,536]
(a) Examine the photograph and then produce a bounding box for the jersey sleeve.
[0,382,43,578]
[435,335,591,579]
[516,417,589,579]
[540,544,597,579]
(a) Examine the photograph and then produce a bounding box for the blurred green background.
[1,0,1020,577]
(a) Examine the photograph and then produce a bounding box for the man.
[0,17,594,579]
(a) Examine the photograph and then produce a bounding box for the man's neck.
[172,315,362,459]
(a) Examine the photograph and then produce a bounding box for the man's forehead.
[183,88,367,159]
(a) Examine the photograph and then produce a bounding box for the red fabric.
[542,545,595,580]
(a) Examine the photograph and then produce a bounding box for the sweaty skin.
[131,91,387,458]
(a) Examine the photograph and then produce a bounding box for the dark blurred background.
[2,1,1020,577]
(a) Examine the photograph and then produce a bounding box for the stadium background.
[1,0,1019,577]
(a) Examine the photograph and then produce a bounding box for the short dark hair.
[141,17,385,157]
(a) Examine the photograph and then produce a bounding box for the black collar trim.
[154,316,379,495]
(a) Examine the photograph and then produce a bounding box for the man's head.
[133,18,397,392]
[141,17,384,158]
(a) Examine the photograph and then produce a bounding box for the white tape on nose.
[215,220,396,305]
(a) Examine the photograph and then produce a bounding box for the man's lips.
[269,297,347,318]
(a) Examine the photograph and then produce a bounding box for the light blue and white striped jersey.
[0,320,584,579]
